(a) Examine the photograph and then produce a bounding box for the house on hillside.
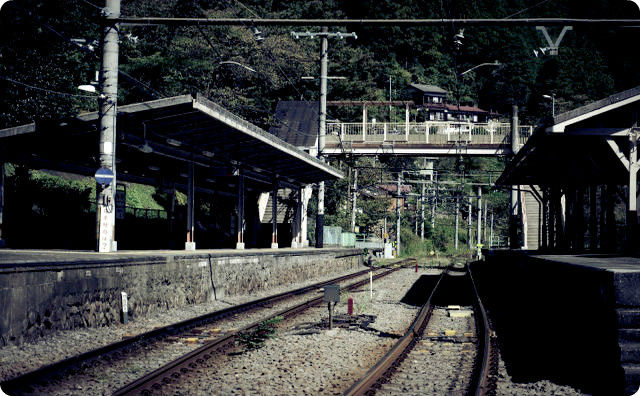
[408,83,499,123]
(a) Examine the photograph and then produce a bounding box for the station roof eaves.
[0,94,342,187]
[546,85,640,133]
[497,86,640,186]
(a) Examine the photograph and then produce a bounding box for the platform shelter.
[0,94,342,251]
[498,86,640,252]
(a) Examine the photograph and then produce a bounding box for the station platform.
[0,247,357,267]
[474,250,640,396]
[0,247,363,346]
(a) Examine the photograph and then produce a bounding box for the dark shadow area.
[401,273,475,307]
[400,274,442,306]
[432,274,474,307]
[472,257,624,396]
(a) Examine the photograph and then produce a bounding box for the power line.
[504,0,552,19]
[0,75,97,98]
[7,1,166,99]
[77,0,103,11]
[112,17,640,27]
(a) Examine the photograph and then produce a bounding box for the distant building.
[408,83,499,123]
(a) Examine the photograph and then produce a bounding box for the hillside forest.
[1,0,639,252]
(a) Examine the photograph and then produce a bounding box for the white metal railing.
[326,121,533,147]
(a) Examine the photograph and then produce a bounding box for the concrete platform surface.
[532,254,640,273]
[0,247,360,268]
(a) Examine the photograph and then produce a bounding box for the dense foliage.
[2,0,640,250]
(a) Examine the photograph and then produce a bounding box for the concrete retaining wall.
[473,251,624,395]
[0,249,362,345]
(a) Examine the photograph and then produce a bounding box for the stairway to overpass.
[521,186,541,250]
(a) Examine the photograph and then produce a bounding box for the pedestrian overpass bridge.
[323,121,533,156]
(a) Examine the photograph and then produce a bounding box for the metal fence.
[326,121,532,146]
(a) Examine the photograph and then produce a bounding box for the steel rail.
[343,264,496,396]
[0,263,393,394]
[468,266,498,396]
[112,17,640,27]
[113,260,415,396]
[342,267,446,396]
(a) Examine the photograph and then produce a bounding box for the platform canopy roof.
[0,94,342,192]
[498,86,640,186]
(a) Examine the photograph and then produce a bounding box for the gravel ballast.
[159,267,426,395]
[0,265,372,384]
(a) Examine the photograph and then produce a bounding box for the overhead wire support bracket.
[291,31,358,39]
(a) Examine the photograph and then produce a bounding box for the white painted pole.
[97,0,120,252]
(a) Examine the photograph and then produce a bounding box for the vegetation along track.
[343,264,498,396]
[1,259,413,395]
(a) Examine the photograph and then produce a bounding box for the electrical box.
[323,284,340,303]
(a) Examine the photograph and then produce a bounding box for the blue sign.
[95,167,114,186]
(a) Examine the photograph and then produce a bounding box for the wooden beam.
[605,137,630,171]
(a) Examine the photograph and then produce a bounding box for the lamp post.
[219,61,256,73]
[459,61,501,77]
[543,93,556,118]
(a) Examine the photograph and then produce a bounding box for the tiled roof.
[268,101,318,148]
[409,84,448,95]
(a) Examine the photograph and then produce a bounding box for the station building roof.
[497,86,640,186]
[0,94,342,193]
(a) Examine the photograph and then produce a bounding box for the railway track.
[1,260,413,395]
[113,260,414,395]
[343,264,498,396]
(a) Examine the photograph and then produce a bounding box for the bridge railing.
[326,121,533,147]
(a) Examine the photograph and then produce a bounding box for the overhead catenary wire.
[0,75,98,98]
[111,18,640,27]
[5,0,167,99]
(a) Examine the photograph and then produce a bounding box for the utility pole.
[431,186,436,230]
[454,195,459,250]
[477,186,482,250]
[509,104,520,249]
[291,29,357,248]
[396,172,401,256]
[490,211,494,247]
[97,0,120,252]
[468,197,473,249]
[351,168,358,233]
[420,183,425,240]
[483,200,488,242]
[0,162,4,248]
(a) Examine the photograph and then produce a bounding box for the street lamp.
[543,93,556,118]
[459,61,501,77]
[219,61,256,73]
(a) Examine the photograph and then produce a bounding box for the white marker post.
[369,271,373,301]
[120,291,128,324]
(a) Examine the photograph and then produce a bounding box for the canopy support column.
[627,131,638,252]
[0,162,4,248]
[271,180,278,249]
[291,188,302,248]
[185,162,196,250]
[588,185,597,250]
[236,172,245,250]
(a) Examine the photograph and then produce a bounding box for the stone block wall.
[0,249,362,345]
